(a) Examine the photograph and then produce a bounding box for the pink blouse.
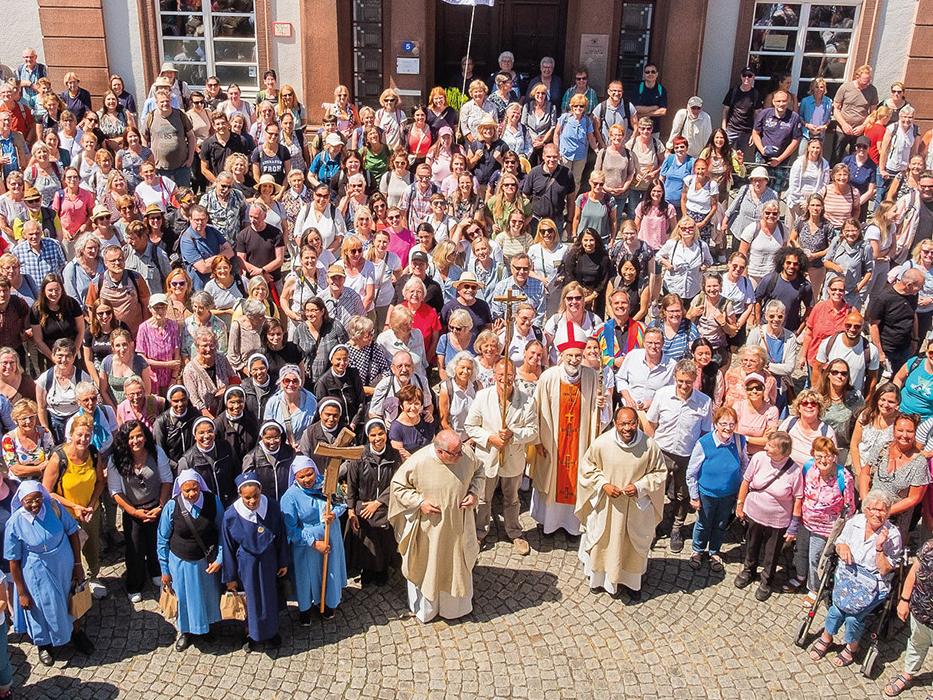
[135,319,180,391]
[53,188,96,237]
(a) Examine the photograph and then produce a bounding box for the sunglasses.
[565,295,583,301]
[828,369,849,376]
[449,325,467,332]
[799,400,819,407]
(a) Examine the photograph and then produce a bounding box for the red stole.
[555,381,581,504]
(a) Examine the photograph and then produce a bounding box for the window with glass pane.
[616,3,654,93]
[156,1,259,91]
[352,0,384,107]
[748,2,859,100]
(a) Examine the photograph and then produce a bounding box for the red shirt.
[864,122,886,164]
[4,102,34,140]
[404,301,442,347]
[804,299,850,365]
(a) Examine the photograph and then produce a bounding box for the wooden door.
[434,0,567,87]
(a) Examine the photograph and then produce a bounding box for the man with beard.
[576,407,667,601]
[531,323,601,535]
[369,351,434,424]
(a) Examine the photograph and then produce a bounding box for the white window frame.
[155,3,259,93]
[747,1,862,96]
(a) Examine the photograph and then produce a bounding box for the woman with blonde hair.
[277,84,307,132]
[0,347,36,404]
[724,344,777,406]
[779,389,836,466]
[521,82,558,164]
[340,234,376,315]
[486,172,532,235]
[543,281,602,363]
[375,89,405,150]
[554,93,598,195]
[459,80,495,144]
[431,240,462,305]
[473,329,502,389]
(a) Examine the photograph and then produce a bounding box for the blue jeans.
[824,600,881,645]
[49,412,70,444]
[157,165,192,187]
[692,492,737,556]
[793,525,828,593]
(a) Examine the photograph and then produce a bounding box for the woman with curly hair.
[108,420,173,603]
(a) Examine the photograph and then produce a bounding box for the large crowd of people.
[0,43,929,696]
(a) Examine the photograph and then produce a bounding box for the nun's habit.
[241,421,296,502]
[177,417,239,508]
[221,473,289,643]
[157,469,225,636]
[3,481,81,647]
[280,457,347,613]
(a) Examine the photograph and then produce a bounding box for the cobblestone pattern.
[9,508,928,699]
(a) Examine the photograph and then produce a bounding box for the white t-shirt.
[656,237,712,297]
[815,334,880,393]
[344,260,376,312]
[740,223,785,279]
[721,274,756,317]
[135,177,177,212]
[682,175,720,216]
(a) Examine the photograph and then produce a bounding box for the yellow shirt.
[57,449,96,514]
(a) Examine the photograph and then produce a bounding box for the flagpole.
[461,3,477,96]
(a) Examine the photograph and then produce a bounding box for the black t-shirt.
[249,144,290,185]
[199,132,249,176]
[392,273,444,315]
[264,341,303,379]
[467,139,507,185]
[83,321,130,368]
[235,224,285,280]
[754,273,813,332]
[522,165,576,219]
[866,285,918,351]
[722,86,762,135]
[631,81,668,130]
[440,298,493,342]
[29,297,83,348]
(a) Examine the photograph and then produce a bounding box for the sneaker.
[669,529,684,554]
[88,579,108,599]
[802,591,818,608]
[127,592,143,604]
[512,538,531,556]
[755,583,772,602]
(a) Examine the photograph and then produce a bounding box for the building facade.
[1,0,929,130]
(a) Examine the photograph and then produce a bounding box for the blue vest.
[697,432,744,498]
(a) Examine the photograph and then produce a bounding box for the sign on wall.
[580,34,610,91]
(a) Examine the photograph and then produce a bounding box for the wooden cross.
[492,288,527,469]
[313,427,364,614]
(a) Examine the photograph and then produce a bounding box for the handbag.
[69,580,92,619]
[220,591,247,621]
[177,496,218,563]
[159,586,178,620]
[832,563,883,615]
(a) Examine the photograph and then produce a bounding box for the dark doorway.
[435,0,568,90]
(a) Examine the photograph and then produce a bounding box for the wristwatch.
[901,596,911,603]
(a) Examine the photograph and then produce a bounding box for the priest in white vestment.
[388,430,484,622]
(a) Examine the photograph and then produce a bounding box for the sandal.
[833,646,856,667]
[709,554,724,573]
[688,552,703,570]
[809,636,831,661]
[782,576,804,593]
[884,674,913,697]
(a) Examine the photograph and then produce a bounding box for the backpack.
[593,99,631,134]
[802,457,847,496]
[50,444,99,497]
[824,332,871,378]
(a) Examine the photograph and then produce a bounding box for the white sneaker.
[127,592,143,604]
[88,579,108,599]
[151,576,163,589]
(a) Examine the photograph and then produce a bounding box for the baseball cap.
[410,251,429,265]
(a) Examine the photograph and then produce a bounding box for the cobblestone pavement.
[10,507,929,699]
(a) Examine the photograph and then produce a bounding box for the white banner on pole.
[442,0,495,6]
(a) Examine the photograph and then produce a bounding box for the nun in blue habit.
[157,469,225,651]
[280,456,347,624]
[3,481,94,666]
[221,472,289,651]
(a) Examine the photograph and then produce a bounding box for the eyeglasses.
[438,447,463,458]
[892,89,904,94]
[746,385,764,392]
[347,248,362,253]
[170,280,186,288]
[313,193,329,200]
[828,287,845,293]
[384,98,397,103]
[799,400,819,407]
[281,377,300,386]
[575,76,587,82]
[565,295,583,301]
[843,323,862,329]
[644,69,657,74]
[387,214,401,221]
[764,212,780,218]
[512,265,530,272]
[95,310,113,316]
[503,183,517,189]
[191,100,204,106]
[449,325,467,332]
[828,369,849,376]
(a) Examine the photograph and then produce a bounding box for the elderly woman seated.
[808,489,902,667]
[724,345,778,407]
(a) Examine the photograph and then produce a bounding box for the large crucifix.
[492,287,527,470]
[313,427,364,615]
